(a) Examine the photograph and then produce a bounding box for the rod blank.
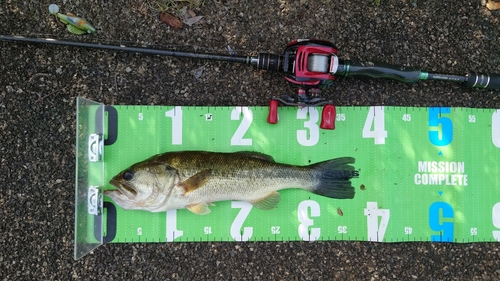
[0,35,251,64]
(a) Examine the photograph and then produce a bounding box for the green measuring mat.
[74,98,500,258]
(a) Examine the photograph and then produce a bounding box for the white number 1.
[165,107,182,145]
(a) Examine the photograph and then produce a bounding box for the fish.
[105,151,358,215]
[49,4,96,35]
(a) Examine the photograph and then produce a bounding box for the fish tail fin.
[309,157,357,199]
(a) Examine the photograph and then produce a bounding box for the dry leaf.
[179,6,203,26]
[179,6,190,20]
[159,12,182,29]
[183,16,203,26]
[187,9,196,18]
[487,0,500,10]
[192,66,204,79]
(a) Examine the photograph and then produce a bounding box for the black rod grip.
[339,60,422,83]
[466,71,500,89]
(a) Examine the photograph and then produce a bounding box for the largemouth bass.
[105,151,358,215]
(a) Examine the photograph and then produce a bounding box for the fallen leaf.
[487,0,500,10]
[227,45,236,55]
[178,6,203,26]
[192,66,204,79]
[179,6,190,20]
[183,16,203,26]
[159,12,182,29]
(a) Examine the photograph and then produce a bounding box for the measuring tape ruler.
[77,101,500,249]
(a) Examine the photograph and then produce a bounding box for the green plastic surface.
[94,105,500,243]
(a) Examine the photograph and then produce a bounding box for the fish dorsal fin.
[235,151,275,162]
[249,191,280,210]
[180,169,212,194]
[186,202,211,215]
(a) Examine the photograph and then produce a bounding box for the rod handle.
[466,71,500,89]
[338,60,422,83]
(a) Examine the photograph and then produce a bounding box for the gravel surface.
[1,0,500,279]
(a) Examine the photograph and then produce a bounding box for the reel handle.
[466,71,500,89]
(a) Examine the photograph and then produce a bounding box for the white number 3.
[297,107,319,146]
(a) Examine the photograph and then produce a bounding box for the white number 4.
[364,202,390,242]
[363,107,387,145]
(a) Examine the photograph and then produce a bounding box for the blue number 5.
[429,202,454,242]
[429,107,453,146]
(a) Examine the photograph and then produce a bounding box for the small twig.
[114,73,119,94]
[28,73,51,83]
[35,90,57,103]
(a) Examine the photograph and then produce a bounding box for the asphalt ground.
[1,0,500,279]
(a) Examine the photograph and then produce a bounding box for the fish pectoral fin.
[186,203,211,215]
[249,191,280,210]
[180,169,212,194]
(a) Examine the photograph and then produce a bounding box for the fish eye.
[123,170,134,181]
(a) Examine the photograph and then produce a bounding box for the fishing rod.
[0,35,280,71]
[1,35,499,129]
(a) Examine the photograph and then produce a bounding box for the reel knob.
[320,104,336,130]
[267,99,279,124]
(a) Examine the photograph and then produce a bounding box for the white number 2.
[231,201,253,241]
[231,107,253,146]
[363,106,387,145]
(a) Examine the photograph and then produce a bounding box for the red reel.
[267,39,338,130]
[282,39,339,89]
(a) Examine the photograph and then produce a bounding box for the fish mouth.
[109,178,137,198]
